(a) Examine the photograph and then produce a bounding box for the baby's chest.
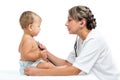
[32,43,39,50]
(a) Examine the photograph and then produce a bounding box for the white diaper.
[19,59,44,75]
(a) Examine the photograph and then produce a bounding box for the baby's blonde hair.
[19,11,41,29]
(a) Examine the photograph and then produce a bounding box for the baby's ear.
[28,24,33,31]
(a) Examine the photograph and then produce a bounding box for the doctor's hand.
[40,49,48,59]
[38,43,46,50]
[24,66,41,76]
[38,43,48,59]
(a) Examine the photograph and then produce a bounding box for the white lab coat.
[67,29,119,80]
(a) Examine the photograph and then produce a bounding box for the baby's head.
[19,11,42,29]
[19,11,42,36]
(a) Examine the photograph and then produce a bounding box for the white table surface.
[0,70,100,80]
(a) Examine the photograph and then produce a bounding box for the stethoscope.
[74,36,78,57]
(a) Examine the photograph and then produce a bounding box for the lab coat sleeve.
[67,50,76,64]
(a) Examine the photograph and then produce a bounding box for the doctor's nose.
[65,22,68,26]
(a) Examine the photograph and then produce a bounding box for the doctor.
[24,5,118,80]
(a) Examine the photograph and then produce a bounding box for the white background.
[0,0,119,73]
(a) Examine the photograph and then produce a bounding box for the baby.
[18,11,55,75]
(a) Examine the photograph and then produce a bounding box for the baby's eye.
[38,25,40,27]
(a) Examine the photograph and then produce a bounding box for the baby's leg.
[37,61,55,69]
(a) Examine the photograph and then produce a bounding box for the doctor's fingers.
[24,66,34,76]
[39,43,47,50]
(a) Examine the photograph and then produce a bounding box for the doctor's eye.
[68,18,73,22]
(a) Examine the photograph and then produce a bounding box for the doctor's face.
[65,16,80,34]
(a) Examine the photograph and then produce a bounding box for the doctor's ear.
[79,19,86,27]
[79,21,84,28]
[79,22,83,25]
